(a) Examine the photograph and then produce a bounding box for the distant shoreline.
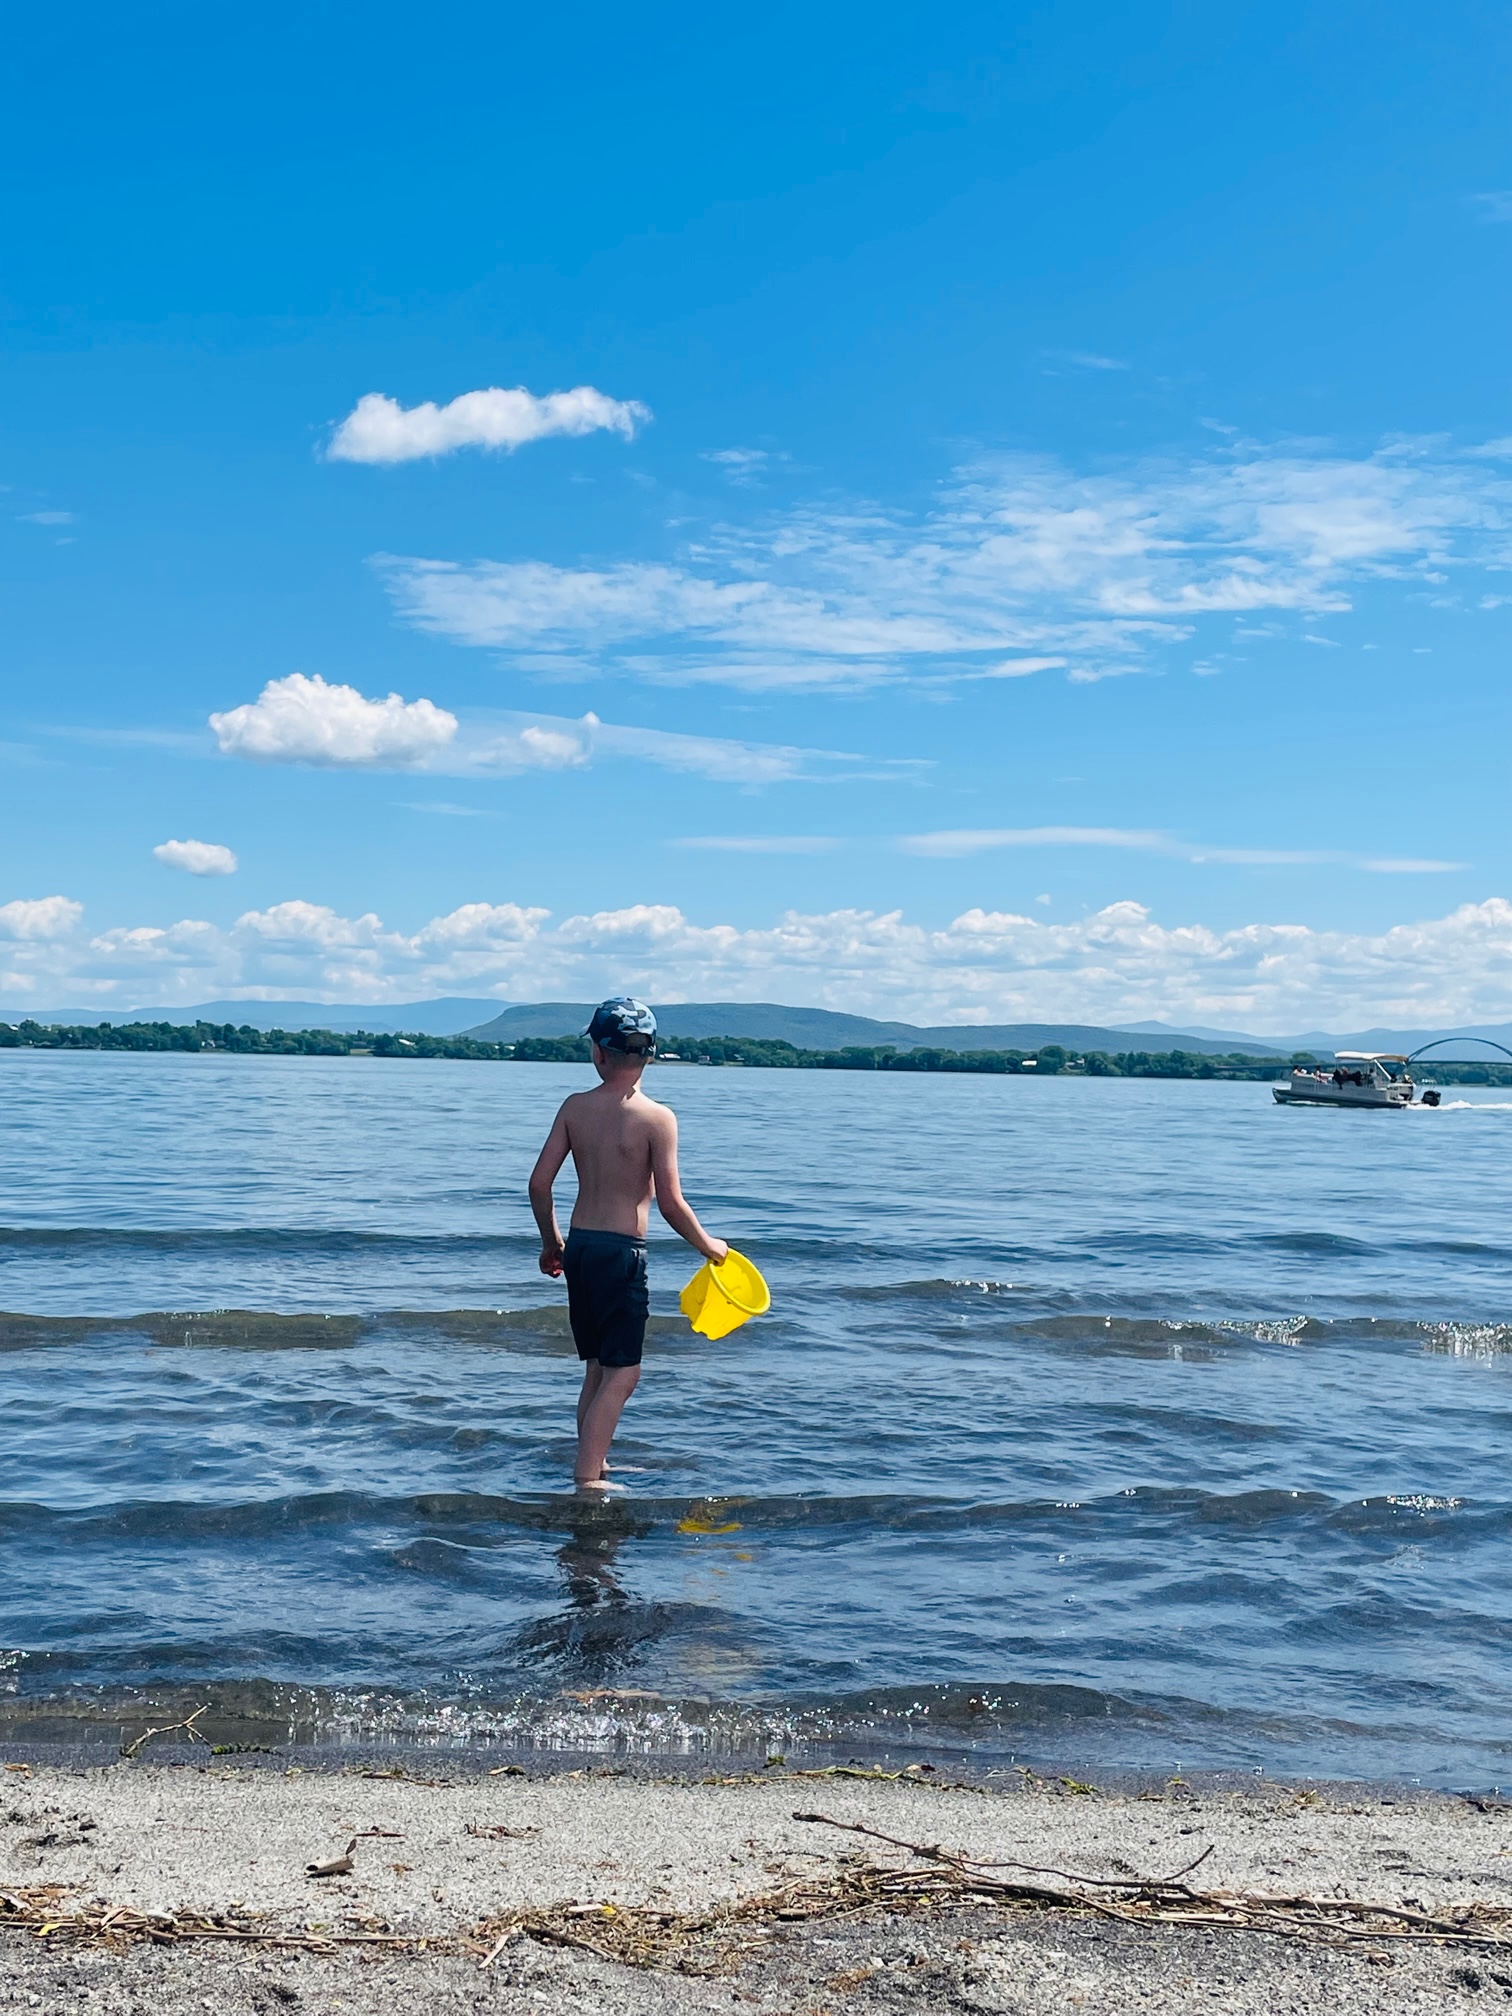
[4,1017,1510,1083]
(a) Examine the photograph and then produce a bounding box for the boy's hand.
[704,1237,730,1265]
[539,1243,565,1277]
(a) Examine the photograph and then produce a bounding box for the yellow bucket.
[679,1249,771,1339]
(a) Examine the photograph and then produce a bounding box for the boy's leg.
[577,1360,604,1439]
[576,1360,617,1479]
[574,1365,640,1487]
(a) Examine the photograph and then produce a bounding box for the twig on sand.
[478,1930,515,1969]
[0,1884,416,1953]
[789,1810,1512,1954]
[306,1839,358,1879]
[793,1810,1215,1888]
[120,1706,210,1760]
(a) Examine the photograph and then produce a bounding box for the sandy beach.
[1,1757,1508,2012]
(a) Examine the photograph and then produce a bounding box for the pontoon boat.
[1272,1053,1438,1109]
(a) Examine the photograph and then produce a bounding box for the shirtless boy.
[528,998,728,1490]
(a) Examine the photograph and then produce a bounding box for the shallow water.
[0,1050,1508,1783]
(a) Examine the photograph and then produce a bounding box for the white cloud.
[380,438,1512,691]
[207,676,854,786]
[4,894,1511,1033]
[326,385,650,464]
[153,838,239,876]
[900,827,1465,872]
[210,673,460,767]
[18,510,73,525]
[1469,192,1512,223]
[0,896,87,1001]
[0,896,83,940]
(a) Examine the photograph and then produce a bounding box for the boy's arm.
[650,1107,728,1263]
[527,1101,573,1277]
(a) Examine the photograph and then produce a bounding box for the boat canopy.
[1333,1051,1409,1063]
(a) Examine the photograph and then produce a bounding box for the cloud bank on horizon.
[3,890,1509,1036]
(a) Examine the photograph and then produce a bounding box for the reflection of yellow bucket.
[679,1249,771,1339]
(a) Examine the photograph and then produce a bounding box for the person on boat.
[528,998,728,1491]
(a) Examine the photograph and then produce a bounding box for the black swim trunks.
[562,1228,649,1368]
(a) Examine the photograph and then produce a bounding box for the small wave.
[0,1309,365,1351]
[1421,1322,1512,1357]
[0,1674,1438,1775]
[0,1224,540,1255]
[3,1480,1500,1547]
[845,1276,1029,1301]
[0,1675,1173,1756]
[0,1305,697,1353]
[3,1304,1505,1357]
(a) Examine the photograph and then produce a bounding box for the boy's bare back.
[556,1079,673,1239]
[528,1038,725,1276]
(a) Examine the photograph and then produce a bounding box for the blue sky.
[3,0,1509,1029]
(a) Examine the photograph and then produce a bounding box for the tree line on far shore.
[4,1018,1508,1083]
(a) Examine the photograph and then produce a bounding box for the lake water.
[1,1050,1509,1785]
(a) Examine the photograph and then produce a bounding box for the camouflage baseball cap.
[586,997,657,1054]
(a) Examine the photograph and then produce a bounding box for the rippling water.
[1,1049,1509,1784]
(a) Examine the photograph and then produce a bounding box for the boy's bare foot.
[574,1475,627,1494]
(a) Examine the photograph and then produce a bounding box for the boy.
[528,998,728,1490]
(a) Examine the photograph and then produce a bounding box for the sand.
[2,1758,1509,2012]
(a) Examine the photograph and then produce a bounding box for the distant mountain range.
[457,998,1261,1052]
[1120,1018,1512,1057]
[4,996,1509,1060]
[460,1002,1512,1059]
[0,997,508,1036]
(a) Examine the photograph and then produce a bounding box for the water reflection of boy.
[528,998,728,1492]
[557,1519,629,1606]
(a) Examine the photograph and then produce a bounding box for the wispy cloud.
[6,892,1510,1034]
[206,674,857,786]
[398,800,494,818]
[17,510,74,526]
[380,438,1512,692]
[669,835,845,854]
[702,448,774,487]
[1468,191,1512,223]
[902,826,1169,857]
[899,827,1465,872]
[326,385,650,465]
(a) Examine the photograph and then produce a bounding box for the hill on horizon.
[0,998,507,1036]
[459,1001,1291,1057]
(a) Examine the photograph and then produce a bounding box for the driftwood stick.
[120,1705,210,1760]
[792,1810,1211,1894]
